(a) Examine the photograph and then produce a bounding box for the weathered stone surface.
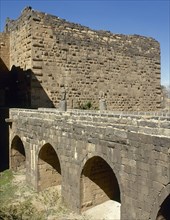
[0,33,10,69]
[1,6,168,220]
[1,7,161,111]
[8,108,170,220]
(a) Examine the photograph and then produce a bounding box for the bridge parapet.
[10,108,170,137]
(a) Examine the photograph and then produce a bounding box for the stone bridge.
[8,108,170,220]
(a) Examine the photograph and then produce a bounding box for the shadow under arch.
[37,143,61,191]
[11,135,26,171]
[80,155,121,213]
[156,194,170,220]
[149,183,170,220]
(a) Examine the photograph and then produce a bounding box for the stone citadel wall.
[5,7,161,110]
[0,33,10,69]
[9,108,170,220]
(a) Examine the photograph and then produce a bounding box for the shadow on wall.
[0,108,9,171]
[0,58,9,106]
[0,61,55,109]
[5,65,55,108]
[0,58,10,171]
[30,69,55,108]
[0,61,55,171]
[6,65,31,108]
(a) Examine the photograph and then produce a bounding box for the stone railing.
[9,108,170,137]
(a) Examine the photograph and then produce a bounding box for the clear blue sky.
[0,0,169,86]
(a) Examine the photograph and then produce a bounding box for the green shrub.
[79,101,92,110]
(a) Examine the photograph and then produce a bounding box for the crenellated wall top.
[5,6,160,58]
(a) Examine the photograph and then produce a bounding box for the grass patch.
[0,169,13,186]
[0,169,17,206]
[0,200,46,220]
[0,170,88,219]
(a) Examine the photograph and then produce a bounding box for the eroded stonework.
[1,6,161,110]
[1,7,169,220]
[9,108,170,220]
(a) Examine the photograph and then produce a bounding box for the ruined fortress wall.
[0,33,10,69]
[6,7,161,110]
[5,8,53,107]
[6,9,32,70]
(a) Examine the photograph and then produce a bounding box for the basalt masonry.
[9,108,170,220]
[4,6,161,110]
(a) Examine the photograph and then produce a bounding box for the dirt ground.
[0,170,87,220]
[0,170,121,220]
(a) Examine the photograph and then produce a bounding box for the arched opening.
[80,156,121,217]
[38,143,61,191]
[156,194,170,220]
[11,136,26,171]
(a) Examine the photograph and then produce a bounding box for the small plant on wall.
[79,101,92,110]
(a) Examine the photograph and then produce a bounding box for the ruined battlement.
[1,7,161,111]
[6,6,160,58]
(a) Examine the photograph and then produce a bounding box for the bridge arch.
[149,183,170,220]
[156,194,170,220]
[37,143,61,191]
[80,154,121,216]
[10,135,26,171]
